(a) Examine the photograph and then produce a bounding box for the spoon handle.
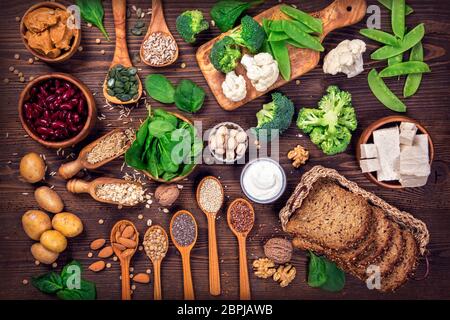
[120,259,131,300]
[153,260,162,300]
[66,179,91,194]
[237,236,251,300]
[150,0,165,31]
[207,215,221,296]
[112,0,131,66]
[58,159,84,180]
[181,251,195,300]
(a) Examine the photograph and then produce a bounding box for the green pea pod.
[360,28,399,46]
[286,39,307,49]
[378,0,414,15]
[371,23,425,60]
[280,5,323,34]
[404,42,424,97]
[388,53,403,66]
[269,20,284,32]
[379,61,430,77]
[268,31,289,42]
[392,0,406,39]
[286,19,314,34]
[271,41,290,80]
[282,20,324,52]
[368,69,406,112]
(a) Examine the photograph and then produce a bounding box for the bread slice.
[286,180,372,251]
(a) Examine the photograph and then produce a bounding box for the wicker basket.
[279,166,429,255]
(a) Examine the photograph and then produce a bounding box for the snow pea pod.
[371,23,425,60]
[360,28,399,46]
[282,20,324,52]
[286,39,307,49]
[271,41,291,81]
[379,61,430,77]
[269,20,284,32]
[378,0,414,15]
[404,42,424,97]
[388,53,403,66]
[368,69,406,112]
[287,19,314,34]
[280,5,323,34]
[392,0,406,39]
[268,31,289,42]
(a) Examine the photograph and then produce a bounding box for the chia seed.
[142,32,177,66]
[171,213,196,247]
[229,200,254,233]
[198,178,223,213]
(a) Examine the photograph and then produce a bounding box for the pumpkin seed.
[114,88,124,94]
[135,21,145,29]
[131,28,142,36]
[107,89,115,96]
[107,78,115,88]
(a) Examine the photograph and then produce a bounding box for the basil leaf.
[174,80,206,113]
[56,280,96,300]
[32,272,63,294]
[76,0,110,41]
[145,74,175,104]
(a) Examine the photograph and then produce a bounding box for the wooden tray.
[196,0,367,111]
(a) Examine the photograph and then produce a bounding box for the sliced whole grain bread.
[286,180,372,251]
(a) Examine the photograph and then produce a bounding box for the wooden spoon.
[143,225,168,300]
[103,0,142,105]
[227,198,255,300]
[110,220,138,300]
[139,0,178,67]
[58,129,133,179]
[196,176,224,296]
[170,210,197,300]
[66,177,143,207]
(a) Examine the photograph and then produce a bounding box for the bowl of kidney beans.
[19,73,96,148]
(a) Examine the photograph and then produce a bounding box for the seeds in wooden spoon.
[86,129,134,164]
[106,64,140,102]
[171,213,196,247]
[229,200,254,233]
[95,183,144,206]
[198,178,223,213]
[142,32,177,66]
[143,227,168,260]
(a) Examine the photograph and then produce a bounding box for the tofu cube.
[360,159,381,173]
[400,134,430,177]
[373,126,400,181]
[399,174,429,188]
[399,122,418,146]
[360,144,378,159]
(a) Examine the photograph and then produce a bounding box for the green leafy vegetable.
[308,251,346,292]
[174,80,206,113]
[145,74,175,104]
[252,92,295,141]
[227,15,266,53]
[297,86,357,155]
[76,0,110,41]
[210,36,242,73]
[210,0,264,32]
[176,10,209,43]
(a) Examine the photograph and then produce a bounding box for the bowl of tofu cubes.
[357,116,434,189]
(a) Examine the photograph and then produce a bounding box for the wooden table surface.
[0,0,449,300]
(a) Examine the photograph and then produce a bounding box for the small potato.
[31,243,59,265]
[22,210,52,240]
[35,186,64,213]
[52,212,83,238]
[20,152,45,183]
[40,230,67,253]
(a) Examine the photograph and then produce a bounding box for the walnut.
[264,238,293,264]
[273,263,296,287]
[287,145,309,168]
[252,258,276,279]
[154,184,180,207]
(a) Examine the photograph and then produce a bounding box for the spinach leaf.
[153,108,178,127]
[56,280,96,300]
[32,272,63,294]
[158,139,179,173]
[60,260,82,285]
[307,251,327,287]
[147,140,160,179]
[162,172,178,181]
[148,119,175,138]
[307,252,345,292]
[320,259,346,292]
[211,0,265,32]
[180,162,196,176]
[174,80,206,113]
[145,74,175,104]
[76,0,110,41]
[125,118,150,170]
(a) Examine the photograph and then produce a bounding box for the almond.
[113,243,126,251]
[121,225,135,239]
[89,260,105,272]
[115,231,121,242]
[90,238,106,250]
[133,273,150,284]
[119,224,126,232]
[121,248,134,258]
[98,246,114,258]
[118,237,137,248]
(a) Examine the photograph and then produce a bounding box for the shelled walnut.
[273,264,296,287]
[287,145,309,168]
[252,258,276,279]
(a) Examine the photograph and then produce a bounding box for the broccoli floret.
[253,92,295,141]
[209,36,242,73]
[228,15,266,53]
[296,86,358,155]
[176,10,209,43]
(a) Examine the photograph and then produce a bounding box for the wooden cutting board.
[196,0,367,111]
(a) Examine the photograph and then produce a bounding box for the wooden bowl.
[20,2,81,63]
[18,73,96,149]
[356,116,434,189]
[142,111,201,183]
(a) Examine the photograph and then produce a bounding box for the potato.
[52,212,83,238]
[40,230,67,253]
[22,210,52,240]
[31,243,59,265]
[35,186,64,213]
[20,152,45,183]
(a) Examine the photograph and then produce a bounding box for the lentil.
[86,129,134,164]
[171,213,196,247]
[143,227,168,260]
[142,32,177,66]
[198,178,223,213]
[229,200,254,233]
[95,182,144,206]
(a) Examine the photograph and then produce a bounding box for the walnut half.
[252,258,276,279]
[287,145,309,168]
[273,263,296,287]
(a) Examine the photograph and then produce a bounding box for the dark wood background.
[0,0,449,300]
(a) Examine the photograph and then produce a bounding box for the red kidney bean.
[43,110,51,121]
[51,121,66,130]
[60,103,73,111]
[45,94,56,104]
[72,113,80,124]
[36,126,54,136]
[55,79,61,88]
[77,99,85,114]
[35,119,49,127]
